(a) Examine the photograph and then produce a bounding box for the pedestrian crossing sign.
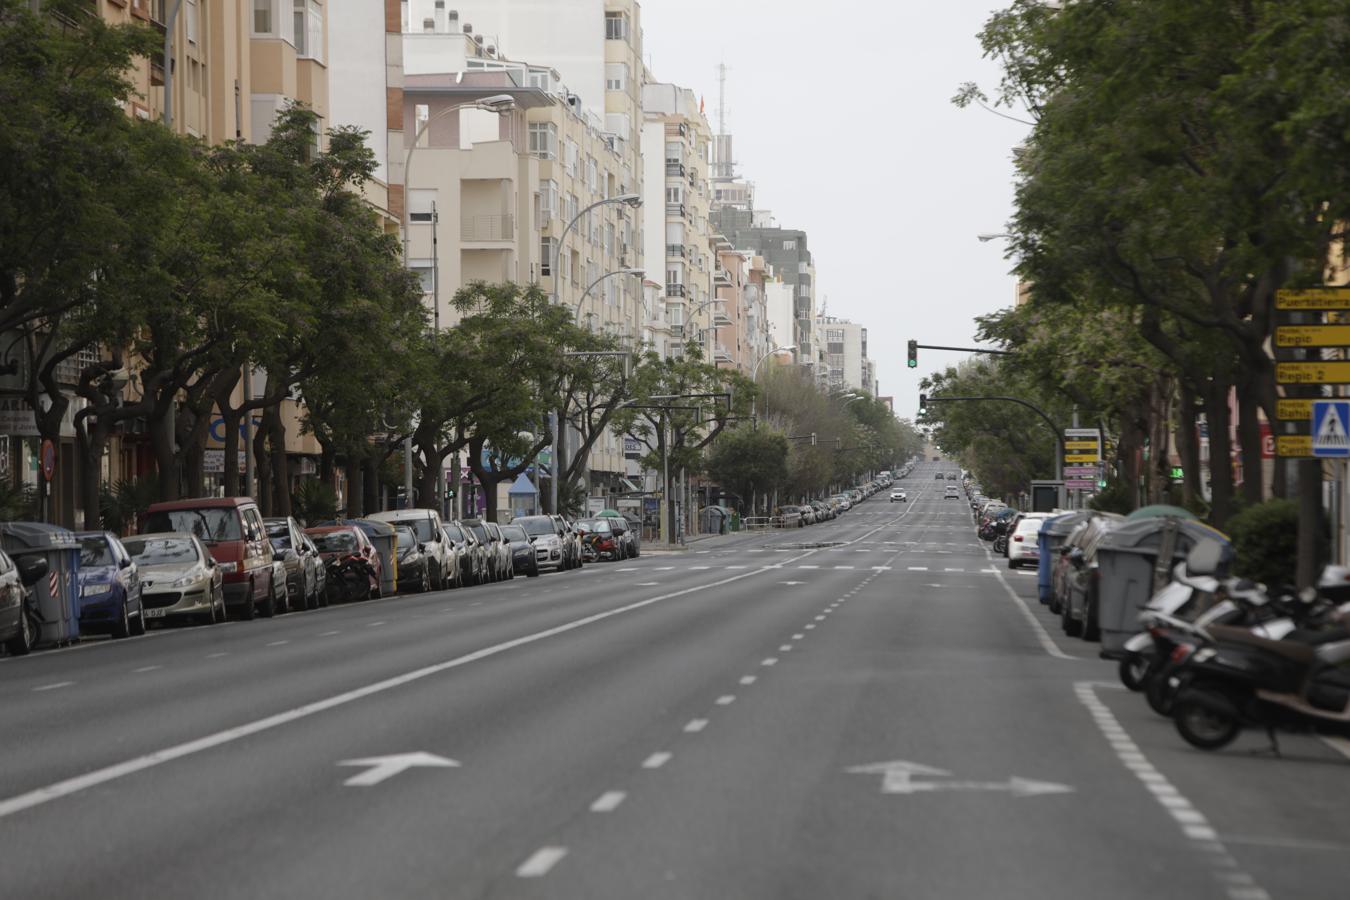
[1312,400,1350,458]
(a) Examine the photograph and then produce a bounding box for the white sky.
[640,0,1029,418]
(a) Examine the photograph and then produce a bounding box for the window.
[586,156,597,192]
[408,189,437,223]
[667,267,683,286]
[294,0,323,61]
[527,70,551,90]
[603,223,614,257]
[666,185,682,204]
[528,122,557,160]
[665,141,683,164]
[605,63,628,92]
[253,0,274,34]
[604,11,628,41]
[782,239,796,250]
[410,264,434,294]
[563,138,578,176]
[413,103,429,145]
[564,193,578,224]
[540,237,557,276]
[186,0,199,43]
[539,179,558,221]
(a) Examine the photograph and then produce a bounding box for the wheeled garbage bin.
[1037,511,1095,606]
[1094,518,1230,658]
[0,522,81,647]
[350,518,397,597]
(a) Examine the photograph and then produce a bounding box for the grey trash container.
[1095,517,1231,658]
[351,518,397,597]
[1038,511,1097,606]
[0,522,81,647]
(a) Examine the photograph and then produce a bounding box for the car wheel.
[130,596,147,636]
[1118,655,1150,692]
[369,577,381,601]
[5,608,37,656]
[1061,600,1081,637]
[259,578,276,618]
[212,588,225,624]
[112,591,132,639]
[528,564,540,577]
[240,582,257,621]
[1083,598,1101,642]
[1173,688,1242,750]
[1007,558,1019,570]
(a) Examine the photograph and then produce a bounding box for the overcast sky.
[640,0,1029,419]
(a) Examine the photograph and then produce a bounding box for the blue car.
[75,531,145,639]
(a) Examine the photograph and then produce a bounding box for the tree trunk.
[265,404,290,517]
[318,434,335,490]
[362,457,380,515]
[221,407,242,496]
[75,416,107,531]
[150,400,180,502]
[1202,380,1235,528]
[253,422,272,516]
[344,452,365,517]
[1236,374,1263,506]
[1175,382,1203,511]
[183,442,206,498]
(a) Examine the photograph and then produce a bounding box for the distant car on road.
[944,485,959,499]
[890,490,907,502]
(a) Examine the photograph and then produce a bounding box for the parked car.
[442,521,482,586]
[462,519,507,582]
[264,516,322,611]
[1007,514,1050,569]
[392,524,432,593]
[75,531,145,639]
[605,514,641,557]
[485,522,514,581]
[552,515,583,570]
[0,550,49,656]
[799,505,817,526]
[576,518,620,561]
[143,496,276,620]
[300,532,327,601]
[514,515,567,572]
[306,525,381,602]
[774,506,804,528]
[122,533,225,626]
[499,523,540,577]
[367,508,452,590]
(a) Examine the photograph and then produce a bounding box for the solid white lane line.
[987,547,1076,661]
[1322,736,1350,761]
[133,666,161,673]
[32,682,74,692]
[516,846,568,878]
[684,719,708,733]
[738,676,756,685]
[0,554,822,821]
[716,695,736,705]
[642,752,672,769]
[590,791,626,813]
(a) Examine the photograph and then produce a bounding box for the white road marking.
[32,682,74,692]
[654,566,676,571]
[986,547,1077,661]
[642,752,672,769]
[716,695,736,705]
[684,719,708,733]
[907,566,928,572]
[1075,682,1267,900]
[726,565,748,570]
[206,652,229,658]
[779,644,794,652]
[590,791,626,812]
[738,676,756,686]
[267,640,290,647]
[319,631,340,637]
[0,555,825,821]
[366,621,386,628]
[761,658,778,666]
[133,665,161,673]
[833,565,855,570]
[815,615,826,621]
[615,567,640,572]
[792,633,805,640]
[516,846,568,878]
[798,565,820,569]
[944,568,964,573]
[338,752,459,786]
[635,582,661,586]
[805,624,816,629]
[870,566,892,571]
[1321,736,1350,761]
[690,566,712,570]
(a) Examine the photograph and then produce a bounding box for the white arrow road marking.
[846,759,1073,797]
[338,752,460,787]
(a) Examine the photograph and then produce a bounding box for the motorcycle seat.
[1208,624,1317,665]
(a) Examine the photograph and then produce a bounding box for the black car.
[499,523,540,577]
[393,524,431,593]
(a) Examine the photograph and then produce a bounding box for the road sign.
[1276,361,1350,385]
[1063,454,1100,464]
[1275,325,1350,347]
[1312,401,1350,458]
[1063,466,1099,477]
[845,759,1072,798]
[1276,287,1350,310]
[337,752,460,787]
[39,439,55,481]
[1277,398,1315,420]
[1064,440,1098,450]
[1277,435,1313,457]
[1065,479,1096,490]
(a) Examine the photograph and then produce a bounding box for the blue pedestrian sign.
[1312,401,1350,458]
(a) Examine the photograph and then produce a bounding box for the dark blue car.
[75,531,145,639]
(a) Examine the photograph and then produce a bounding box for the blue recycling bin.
[0,522,81,646]
[1037,512,1095,605]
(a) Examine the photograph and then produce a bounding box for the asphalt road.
[3,463,1348,899]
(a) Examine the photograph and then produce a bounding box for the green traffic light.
[907,358,917,368]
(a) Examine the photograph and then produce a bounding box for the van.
[142,497,277,619]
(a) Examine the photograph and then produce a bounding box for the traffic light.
[919,393,927,410]
[907,340,918,368]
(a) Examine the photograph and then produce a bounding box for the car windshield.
[500,525,527,541]
[400,518,436,541]
[518,518,555,536]
[443,524,466,542]
[145,508,241,543]
[311,531,357,554]
[124,537,198,566]
[78,537,115,566]
[577,520,612,534]
[264,521,291,548]
[394,525,419,549]
[466,523,489,542]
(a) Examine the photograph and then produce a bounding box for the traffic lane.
[687,492,935,551]
[0,549,832,798]
[1003,557,1350,898]
[512,563,1223,900]
[0,560,891,899]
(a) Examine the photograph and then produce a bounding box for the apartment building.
[814,316,876,397]
[642,81,716,361]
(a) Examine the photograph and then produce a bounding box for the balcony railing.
[665,202,686,218]
[665,283,687,298]
[665,161,685,177]
[461,214,515,241]
[713,268,731,285]
[713,343,733,362]
[666,243,685,259]
[669,324,685,338]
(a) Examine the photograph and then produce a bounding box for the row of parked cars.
[772,478,892,528]
[0,495,643,657]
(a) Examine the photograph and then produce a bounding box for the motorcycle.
[325,553,378,603]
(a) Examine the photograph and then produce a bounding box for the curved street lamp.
[749,344,798,427]
[574,268,645,326]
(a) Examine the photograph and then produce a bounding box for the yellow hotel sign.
[1276,435,1313,458]
[1275,361,1350,385]
[1063,453,1101,463]
[1276,288,1350,310]
[1064,440,1099,450]
[1275,325,1350,347]
[1277,398,1315,420]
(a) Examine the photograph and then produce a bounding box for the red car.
[142,497,277,619]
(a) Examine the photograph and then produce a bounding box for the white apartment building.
[815,316,875,397]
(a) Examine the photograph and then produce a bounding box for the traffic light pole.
[921,395,1063,482]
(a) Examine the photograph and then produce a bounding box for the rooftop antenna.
[716,61,728,135]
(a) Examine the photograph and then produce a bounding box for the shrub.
[99,476,158,534]
[1224,499,1298,589]
[1088,480,1134,515]
[291,478,338,526]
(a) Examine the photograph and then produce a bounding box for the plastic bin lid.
[349,518,396,537]
[1041,511,1098,538]
[0,521,78,549]
[1098,517,1229,553]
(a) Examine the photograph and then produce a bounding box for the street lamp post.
[749,344,797,428]
[548,193,641,514]
[573,268,645,326]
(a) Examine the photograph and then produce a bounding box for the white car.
[890,490,907,503]
[1008,515,1050,568]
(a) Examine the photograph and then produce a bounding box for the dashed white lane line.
[590,791,626,813]
[635,582,661,586]
[779,644,794,652]
[653,567,676,571]
[133,665,161,673]
[726,565,749,570]
[684,719,708,733]
[738,676,756,686]
[266,640,290,647]
[943,568,965,573]
[516,846,568,878]
[32,682,74,692]
[615,567,640,572]
[1075,682,1268,900]
[716,695,736,705]
[792,633,805,640]
[690,566,712,570]
[908,566,928,572]
[366,621,386,628]
[805,624,816,630]
[206,652,228,658]
[761,658,778,666]
[833,565,855,570]
[798,565,820,569]
[642,752,672,769]
[814,615,826,621]
[319,631,341,637]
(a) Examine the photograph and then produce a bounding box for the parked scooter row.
[1117,539,1350,752]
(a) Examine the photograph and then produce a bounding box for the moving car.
[123,533,225,626]
[890,490,907,503]
[75,531,145,638]
[143,496,276,620]
[944,485,960,499]
[367,508,452,590]
[498,523,540,577]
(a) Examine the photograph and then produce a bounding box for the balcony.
[713,344,733,363]
[713,268,732,285]
[665,202,686,219]
[669,324,685,338]
[666,243,686,259]
[712,304,732,327]
[665,283,687,298]
[665,161,686,177]
[461,214,515,242]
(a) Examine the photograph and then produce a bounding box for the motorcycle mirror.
[1299,586,1318,604]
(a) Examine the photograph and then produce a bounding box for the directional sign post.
[1274,287,1350,457]
[1063,428,1102,491]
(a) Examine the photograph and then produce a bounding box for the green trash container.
[730,512,741,532]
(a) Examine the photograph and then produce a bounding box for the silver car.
[123,533,225,626]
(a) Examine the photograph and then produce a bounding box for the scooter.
[325,553,378,603]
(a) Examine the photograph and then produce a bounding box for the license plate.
[144,608,167,618]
